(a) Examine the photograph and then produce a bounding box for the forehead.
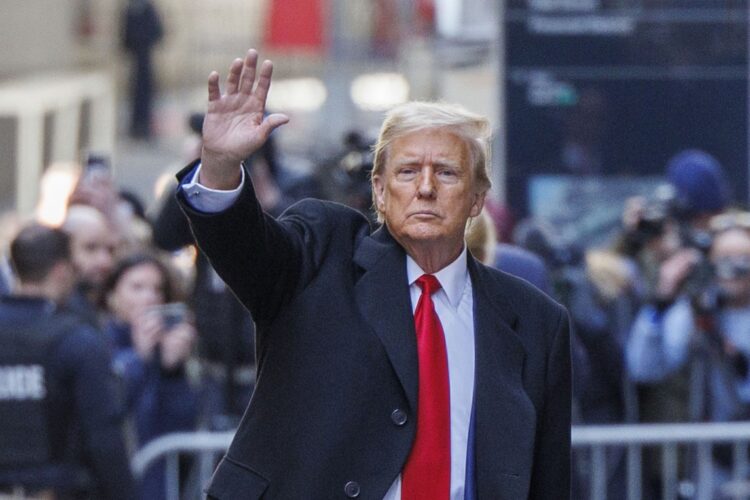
[75,226,115,246]
[121,262,163,283]
[713,229,750,256]
[387,128,469,165]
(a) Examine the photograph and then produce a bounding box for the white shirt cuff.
[182,162,245,213]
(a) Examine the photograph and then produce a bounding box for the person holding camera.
[102,252,198,500]
[625,220,750,492]
[617,149,735,497]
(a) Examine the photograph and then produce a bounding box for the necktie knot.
[416,274,442,296]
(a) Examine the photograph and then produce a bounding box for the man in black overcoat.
[177,49,571,499]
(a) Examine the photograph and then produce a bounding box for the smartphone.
[162,302,189,329]
[81,151,111,180]
[148,303,189,330]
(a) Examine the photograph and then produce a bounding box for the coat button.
[344,481,360,498]
[391,408,407,426]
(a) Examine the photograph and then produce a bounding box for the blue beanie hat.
[665,149,730,216]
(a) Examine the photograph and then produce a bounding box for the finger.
[225,58,243,94]
[207,71,221,102]
[238,49,259,94]
[259,113,290,138]
[253,60,274,103]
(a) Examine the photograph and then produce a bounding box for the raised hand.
[200,49,289,189]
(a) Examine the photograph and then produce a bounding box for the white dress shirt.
[181,163,245,213]
[182,164,476,499]
[382,250,475,500]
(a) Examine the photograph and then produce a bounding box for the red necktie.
[402,274,451,500]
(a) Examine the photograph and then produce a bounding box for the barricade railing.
[131,422,750,500]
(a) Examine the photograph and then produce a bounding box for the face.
[711,229,750,304]
[373,128,485,256]
[108,263,166,324]
[69,222,117,288]
[50,261,77,304]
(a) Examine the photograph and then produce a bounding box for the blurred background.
[4,0,745,233]
[1,0,505,222]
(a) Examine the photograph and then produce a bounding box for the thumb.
[259,113,290,138]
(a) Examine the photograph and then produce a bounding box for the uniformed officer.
[0,224,134,500]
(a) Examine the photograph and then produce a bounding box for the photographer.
[102,252,198,500]
[617,150,733,497]
[625,150,734,408]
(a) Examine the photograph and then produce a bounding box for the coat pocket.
[205,456,269,499]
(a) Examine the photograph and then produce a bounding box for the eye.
[396,167,418,180]
[437,168,459,181]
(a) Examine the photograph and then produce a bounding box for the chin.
[403,227,445,243]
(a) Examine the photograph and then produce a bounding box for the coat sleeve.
[175,161,349,322]
[529,307,572,499]
[626,299,693,383]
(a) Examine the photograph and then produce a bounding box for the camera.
[634,184,682,239]
[81,151,111,181]
[148,303,189,330]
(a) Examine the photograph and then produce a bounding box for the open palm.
[201,50,289,172]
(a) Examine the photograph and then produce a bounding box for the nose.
[142,288,163,308]
[95,249,113,272]
[416,167,437,199]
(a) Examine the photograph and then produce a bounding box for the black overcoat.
[177,162,571,499]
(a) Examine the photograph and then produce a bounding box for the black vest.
[0,315,76,466]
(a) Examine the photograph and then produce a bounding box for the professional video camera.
[633,183,714,253]
[634,185,679,240]
[629,184,714,306]
[682,247,750,380]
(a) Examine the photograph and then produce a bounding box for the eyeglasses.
[715,257,750,280]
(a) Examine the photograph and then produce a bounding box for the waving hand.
[200,49,289,189]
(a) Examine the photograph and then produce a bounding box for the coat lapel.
[353,226,419,412]
[469,259,536,499]
[354,233,536,497]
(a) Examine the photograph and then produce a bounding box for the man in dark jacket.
[0,224,134,500]
[178,49,571,499]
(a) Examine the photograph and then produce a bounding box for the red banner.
[265,0,325,51]
[416,0,435,34]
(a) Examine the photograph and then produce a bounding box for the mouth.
[409,211,440,219]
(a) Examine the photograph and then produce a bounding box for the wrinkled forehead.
[385,127,472,167]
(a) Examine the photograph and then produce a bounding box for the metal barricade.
[131,431,234,500]
[131,422,750,500]
[573,422,750,500]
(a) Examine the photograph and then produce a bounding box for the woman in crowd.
[102,252,199,500]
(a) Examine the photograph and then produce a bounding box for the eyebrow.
[393,157,462,169]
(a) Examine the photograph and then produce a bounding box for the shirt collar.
[406,246,469,309]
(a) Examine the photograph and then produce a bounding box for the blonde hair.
[371,101,492,222]
[465,209,497,264]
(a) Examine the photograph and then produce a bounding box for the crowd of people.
[0,102,748,499]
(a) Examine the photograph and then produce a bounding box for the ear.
[372,175,386,213]
[469,190,486,218]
